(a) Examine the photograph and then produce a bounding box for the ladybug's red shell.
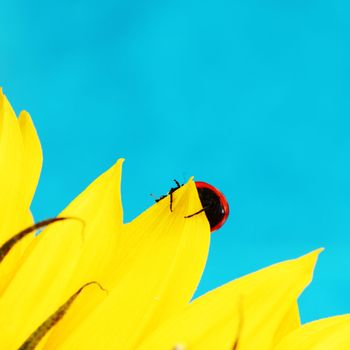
[195,181,229,232]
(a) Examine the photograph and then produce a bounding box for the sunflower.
[0,90,349,350]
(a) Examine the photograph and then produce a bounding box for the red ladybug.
[156,180,229,232]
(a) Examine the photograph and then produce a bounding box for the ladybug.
[156,180,229,232]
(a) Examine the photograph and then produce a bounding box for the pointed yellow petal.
[0,161,123,349]
[230,249,321,350]
[17,110,42,216]
[0,90,24,242]
[0,94,41,297]
[45,180,211,350]
[138,250,321,350]
[275,314,350,350]
[0,95,42,280]
[58,159,123,288]
[0,111,43,296]
[0,90,42,244]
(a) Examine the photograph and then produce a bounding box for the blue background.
[1,0,350,323]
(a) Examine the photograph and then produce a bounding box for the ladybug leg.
[184,207,208,219]
[155,192,174,211]
[169,191,174,212]
[155,180,183,212]
[169,180,182,212]
[168,187,178,212]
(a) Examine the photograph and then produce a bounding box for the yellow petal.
[136,281,241,350]
[274,314,350,350]
[138,250,321,350]
[0,90,24,242]
[58,159,123,288]
[272,302,301,346]
[18,282,106,350]
[17,110,43,219]
[0,231,34,296]
[0,94,42,285]
[1,110,44,292]
[231,249,321,350]
[0,219,83,349]
[0,218,63,295]
[45,180,211,350]
[0,160,123,349]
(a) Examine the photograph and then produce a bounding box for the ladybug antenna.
[173,179,181,188]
